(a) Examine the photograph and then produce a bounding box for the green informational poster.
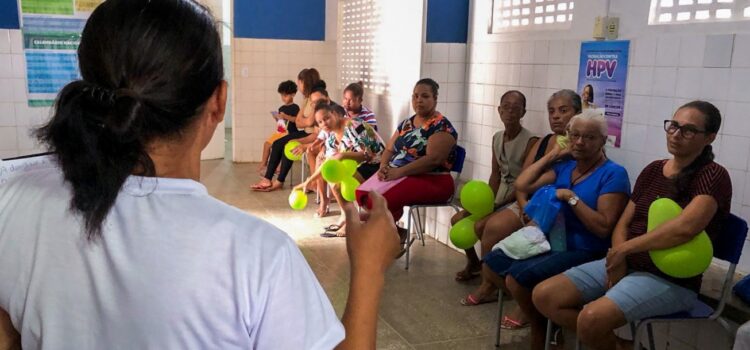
[19,0,103,107]
[21,0,74,15]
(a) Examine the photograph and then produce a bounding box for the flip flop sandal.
[460,293,498,306]
[323,224,342,231]
[250,183,272,191]
[454,269,481,282]
[500,315,530,330]
[320,232,338,238]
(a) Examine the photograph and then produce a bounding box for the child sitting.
[258,80,300,174]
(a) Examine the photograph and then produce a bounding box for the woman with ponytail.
[0,0,399,348]
[533,101,732,350]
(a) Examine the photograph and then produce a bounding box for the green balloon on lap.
[647,198,713,278]
[321,159,345,184]
[340,176,360,202]
[288,190,308,210]
[450,216,479,249]
[460,180,495,218]
[284,140,302,161]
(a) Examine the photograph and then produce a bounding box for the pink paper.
[357,175,405,194]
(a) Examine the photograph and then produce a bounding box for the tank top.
[302,98,316,134]
[492,127,536,204]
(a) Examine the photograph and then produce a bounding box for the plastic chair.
[632,213,748,350]
[403,145,466,270]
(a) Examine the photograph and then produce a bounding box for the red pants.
[356,173,455,221]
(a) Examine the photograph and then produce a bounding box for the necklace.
[570,153,606,187]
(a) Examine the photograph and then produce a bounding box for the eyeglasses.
[568,132,600,143]
[663,120,706,139]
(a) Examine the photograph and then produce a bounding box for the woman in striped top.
[534,100,731,350]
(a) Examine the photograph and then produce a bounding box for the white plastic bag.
[492,226,551,260]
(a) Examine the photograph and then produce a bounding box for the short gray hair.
[548,89,582,114]
[569,109,608,138]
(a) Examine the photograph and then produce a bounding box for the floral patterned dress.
[389,112,458,171]
[324,117,385,165]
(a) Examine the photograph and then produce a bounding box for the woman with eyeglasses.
[466,109,631,349]
[534,101,731,350]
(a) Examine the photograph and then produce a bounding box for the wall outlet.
[606,17,620,40]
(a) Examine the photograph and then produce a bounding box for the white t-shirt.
[0,162,344,349]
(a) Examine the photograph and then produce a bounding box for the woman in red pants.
[356,78,458,246]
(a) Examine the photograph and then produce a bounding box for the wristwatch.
[568,195,580,207]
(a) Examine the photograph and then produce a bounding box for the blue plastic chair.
[633,213,748,349]
[404,145,466,270]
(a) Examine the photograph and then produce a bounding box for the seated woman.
[533,101,731,350]
[465,109,631,349]
[459,89,581,331]
[355,78,458,243]
[451,90,538,281]
[250,68,322,192]
[295,102,385,236]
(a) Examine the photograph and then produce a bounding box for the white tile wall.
[232,38,338,162]
[0,29,49,159]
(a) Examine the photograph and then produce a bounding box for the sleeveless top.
[492,127,536,204]
[302,98,316,134]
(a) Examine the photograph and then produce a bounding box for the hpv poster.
[577,40,630,148]
[19,0,104,107]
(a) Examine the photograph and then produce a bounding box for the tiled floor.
[199,155,570,350]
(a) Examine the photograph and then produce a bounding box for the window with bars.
[339,0,389,94]
[649,0,750,24]
[489,0,575,33]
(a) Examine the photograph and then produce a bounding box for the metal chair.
[403,145,466,270]
[632,213,748,350]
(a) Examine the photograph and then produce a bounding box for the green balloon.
[341,159,358,178]
[460,180,495,218]
[340,176,360,202]
[321,159,345,184]
[288,190,308,210]
[647,198,713,278]
[284,140,302,161]
[450,217,479,249]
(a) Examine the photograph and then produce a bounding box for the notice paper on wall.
[577,40,630,148]
[19,0,104,107]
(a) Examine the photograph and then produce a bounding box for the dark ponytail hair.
[35,0,223,239]
[344,81,364,99]
[671,100,721,199]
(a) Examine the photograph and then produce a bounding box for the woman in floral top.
[296,101,385,236]
[356,78,458,246]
